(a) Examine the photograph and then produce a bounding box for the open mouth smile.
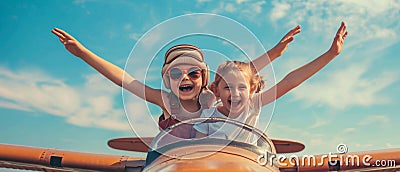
[179,84,194,92]
[228,100,241,106]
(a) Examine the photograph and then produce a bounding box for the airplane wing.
[0,160,76,172]
[108,137,153,152]
[1,143,399,172]
[0,143,145,172]
[108,137,305,154]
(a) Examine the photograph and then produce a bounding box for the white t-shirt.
[194,93,262,143]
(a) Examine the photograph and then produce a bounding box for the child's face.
[215,71,251,117]
[168,65,203,101]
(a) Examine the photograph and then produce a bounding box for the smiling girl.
[195,22,348,141]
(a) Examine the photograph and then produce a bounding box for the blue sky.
[0,0,399,166]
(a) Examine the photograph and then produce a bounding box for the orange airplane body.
[1,118,399,171]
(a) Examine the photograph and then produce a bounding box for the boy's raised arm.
[250,25,301,72]
[51,28,164,106]
[260,22,348,106]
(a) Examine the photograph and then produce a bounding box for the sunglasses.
[168,67,202,80]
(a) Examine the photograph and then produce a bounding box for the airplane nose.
[143,144,279,172]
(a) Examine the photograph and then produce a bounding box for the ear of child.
[210,83,219,98]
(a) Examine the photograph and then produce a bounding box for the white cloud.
[355,143,374,149]
[0,66,130,131]
[0,67,80,116]
[250,1,266,14]
[124,23,132,30]
[309,138,323,146]
[125,65,160,85]
[224,3,236,13]
[141,30,162,48]
[386,143,400,149]
[199,1,266,22]
[72,0,97,5]
[270,1,290,21]
[344,128,355,133]
[336,0,398,15]
[357,115,390,126]
[0,101,32,112]
[236,0,248,4]
[291,62,398,110]
[129,33,141,41]
[197,0,212,3]
[124,101,159,136]
[270,0,399,45]
[195,0,399,45]
[309,115,329,129]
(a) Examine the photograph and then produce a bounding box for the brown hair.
[211,61,265,98]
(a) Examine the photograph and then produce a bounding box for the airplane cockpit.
[143,118,279,172]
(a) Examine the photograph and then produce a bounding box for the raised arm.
[260,22,348,106]
[51,28,165,107]
[251,25,301,72]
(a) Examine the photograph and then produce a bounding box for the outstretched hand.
[51,28,87,58]
[268,25,301,59]
[328,22,348,56]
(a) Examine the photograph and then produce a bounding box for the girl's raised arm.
[260,22,348,106]
[51,28,165,108]
[251,25,301,72]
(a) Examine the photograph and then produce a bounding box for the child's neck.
[180,98,200,112]
[217,105,242,119]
